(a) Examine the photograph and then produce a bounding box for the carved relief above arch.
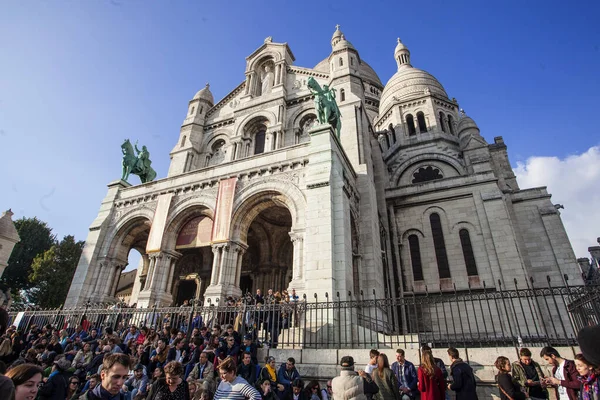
[391,153,465,187]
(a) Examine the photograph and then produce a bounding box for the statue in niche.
[260,65,275,95]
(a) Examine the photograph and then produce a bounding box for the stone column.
[209,245,221,285]
[234,244,247,291]
[143,255,157,290]
[137,251,180,307]
[265,130,275,152]
[289,232,305,282]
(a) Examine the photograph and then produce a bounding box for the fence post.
[547,275,568,343]
[187,299,196,337]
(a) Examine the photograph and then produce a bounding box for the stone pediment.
[462,135,488,150]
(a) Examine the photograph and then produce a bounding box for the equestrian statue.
[121,139,157,184]
[307,76,342,137]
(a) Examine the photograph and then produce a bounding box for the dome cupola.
[394,38,411,69]
[379,38,449,116]
[193,83,214,105]
[331,24,343,48]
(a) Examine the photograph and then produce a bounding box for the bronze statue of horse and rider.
[121,139,157,183]
[307,76,342,137]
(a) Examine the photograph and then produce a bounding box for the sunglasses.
[327,386,332,389]
[70,381,79,385]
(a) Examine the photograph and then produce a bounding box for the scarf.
[266,363,277,382]
[577,374,600,400]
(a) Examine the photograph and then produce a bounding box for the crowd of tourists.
[0,301,598,400]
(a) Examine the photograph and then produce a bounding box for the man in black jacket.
[447,348,478,400]
[38,357,72,400]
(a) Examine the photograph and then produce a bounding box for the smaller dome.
[331,24,343,42]
[394,38,408,54]
[457,110,480,133]
[333,34,355,51]
[193,83,214,104]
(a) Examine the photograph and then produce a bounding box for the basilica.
[65,27,582,308]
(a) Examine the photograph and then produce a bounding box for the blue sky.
[1,0,599,267]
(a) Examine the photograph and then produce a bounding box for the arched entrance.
[240,205,293,296]
[171,214,214,304]
[95,216,152,303]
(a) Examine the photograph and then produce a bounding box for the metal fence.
[8,277,599,349]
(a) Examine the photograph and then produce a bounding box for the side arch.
[100,207,156,261]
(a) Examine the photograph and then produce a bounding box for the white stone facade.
[65,27,582,310]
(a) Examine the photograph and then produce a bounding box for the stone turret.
[0,209,20,278]
[168,83,214,176]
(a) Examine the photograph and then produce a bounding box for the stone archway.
[93,216,152,303]
[240,205,293,296]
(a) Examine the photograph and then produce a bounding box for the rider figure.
[134,141,151,172]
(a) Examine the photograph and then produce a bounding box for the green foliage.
[1,217,55,291]
[28,235,84,308]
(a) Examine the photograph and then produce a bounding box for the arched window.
[189,106,195,115]
[180,135,187,148]
[439,112,446,132]
[408,235,424,281]
[430,213,450,279]
[447,115,455,135]
[388,123,396,143]
[254,130,266,154]
[339,58,344,66]
[459,229,479,276]
[340,89,345,102]
[406,114,416,136]
[417,112,427,133]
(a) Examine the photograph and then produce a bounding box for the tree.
[1,217,55,292]
[28,235,84,308]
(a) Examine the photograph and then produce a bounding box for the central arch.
[230,188,301,295]
[163,204,215,304]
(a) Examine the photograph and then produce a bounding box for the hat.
[244,334,252,341]
[134,363,144,371]
[578,325,600,367]
[340,356,354,369]
[54,358,72,371]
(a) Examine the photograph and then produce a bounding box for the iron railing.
[8,277,599,349]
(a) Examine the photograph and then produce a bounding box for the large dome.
[313,58,383,86]
[379,65,447,115]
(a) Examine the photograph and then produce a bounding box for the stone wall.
[259,346,580,400]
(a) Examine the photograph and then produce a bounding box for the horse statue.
[121,139,157,183]
[307,76,342,137]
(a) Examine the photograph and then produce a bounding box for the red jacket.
[418,367,446,400]
[551,360,580,400]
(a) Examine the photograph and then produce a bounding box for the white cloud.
[514,146,600,259]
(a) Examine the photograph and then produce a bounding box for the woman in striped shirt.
[215,357,262,400]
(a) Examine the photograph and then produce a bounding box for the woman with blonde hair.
[418,351,446,400]
[372,353,401,400]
